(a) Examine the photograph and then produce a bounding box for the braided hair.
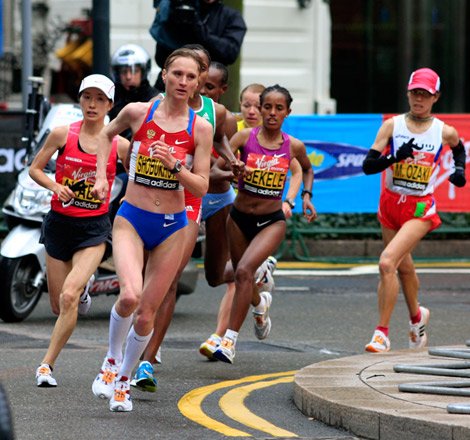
[260,84,293,108]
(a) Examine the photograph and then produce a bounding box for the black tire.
[0,255,44,323]
[0,383,14,440]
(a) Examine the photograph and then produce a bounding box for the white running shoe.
[213,337,236,364]
[92,357,120,400]
[253,291,272,340]
[199,333,222,360]
[257,271,274,293]
[365,330,390,353]
[36,363,57,387]
[110,376,132,412]
[255,256,277,293]
[409,306,430,349]
[266,256,277,273]
[78,274,95,316]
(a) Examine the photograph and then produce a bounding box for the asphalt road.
[1,265,470,440]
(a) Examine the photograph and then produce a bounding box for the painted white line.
[275,286,310,291]
[320,348,342,355]
[276,269,376,276]
[275,268,470,276]
[416,268,470,274]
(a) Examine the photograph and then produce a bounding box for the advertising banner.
[0,111,25,204]
[283,114,470,214]
[282,114,383,213]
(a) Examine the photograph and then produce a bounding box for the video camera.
[170,0,199,24]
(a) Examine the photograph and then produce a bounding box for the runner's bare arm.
[29,125,75,201]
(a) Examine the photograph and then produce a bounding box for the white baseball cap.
[79,74,115,101]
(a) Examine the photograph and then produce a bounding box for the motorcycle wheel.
[0,382,14,440]
[0,255,44,322]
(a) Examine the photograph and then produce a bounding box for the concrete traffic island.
[294,346,470,440]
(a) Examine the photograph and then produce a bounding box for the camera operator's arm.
[192,5,247,65]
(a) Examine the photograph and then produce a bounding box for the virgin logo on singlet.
[130,100,195,190]
[71,167,96,181]
[255,154,286,169]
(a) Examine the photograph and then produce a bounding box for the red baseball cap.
[408,68,440,94]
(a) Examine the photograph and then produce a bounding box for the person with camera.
[150,0,247,91]
[362,67,467,353]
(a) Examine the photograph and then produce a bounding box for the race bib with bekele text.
[241,153,289,198]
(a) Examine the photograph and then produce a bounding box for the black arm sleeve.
[362,149,396,175]
[451,140,466,169]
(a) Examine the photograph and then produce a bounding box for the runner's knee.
[378,252,397,275]
[234,264,255,286]
[117,286,141,313]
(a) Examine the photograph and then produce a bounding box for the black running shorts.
[40,210,111,261]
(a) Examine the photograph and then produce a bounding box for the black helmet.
[111,44,151,82]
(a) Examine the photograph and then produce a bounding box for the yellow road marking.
[197,261,470,270]
[278,261,470,269]
[178,370,297,437]
[219,375,298,438]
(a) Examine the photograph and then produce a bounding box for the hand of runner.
[395,137,416,162]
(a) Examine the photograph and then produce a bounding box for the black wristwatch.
[170,159,183,174]
[284,198,295,209]
[301,189,313,199]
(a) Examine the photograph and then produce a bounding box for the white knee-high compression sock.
[118,326,153,379]
[107,304,133,362]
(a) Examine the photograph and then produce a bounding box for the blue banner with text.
[282,114,383,213]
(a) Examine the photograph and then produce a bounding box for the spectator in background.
[109,44,159,139]
[150,0,247,91]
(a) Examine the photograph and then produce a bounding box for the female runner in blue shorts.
[90,48,213,411]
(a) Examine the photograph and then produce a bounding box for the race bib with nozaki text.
[392,151,434,192]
